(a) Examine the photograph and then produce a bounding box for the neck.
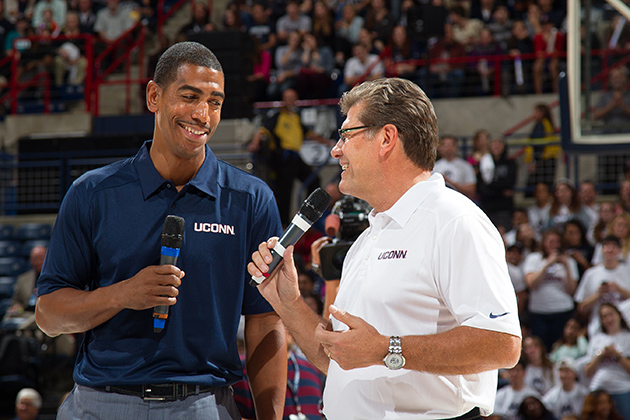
[370,169,431,213]
[149,143,204,190]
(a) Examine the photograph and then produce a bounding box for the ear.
[146,80,160,113]
[378,124,398,157]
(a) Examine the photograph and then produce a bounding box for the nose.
[331,139,343,159]
[191,102,209,123]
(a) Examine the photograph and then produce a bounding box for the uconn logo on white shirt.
[194,222,236,235]
[377,250,408,260]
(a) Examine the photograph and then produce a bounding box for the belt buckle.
[141,384,176,402]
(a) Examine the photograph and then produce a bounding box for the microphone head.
[162,215,185,248]
[325,214,340,237]
[299,188,332,224]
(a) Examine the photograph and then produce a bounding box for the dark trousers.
[528,309,574,352]
[274,151,320,225]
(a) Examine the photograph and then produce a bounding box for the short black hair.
[602,234,621,248]
[153,41,223,88]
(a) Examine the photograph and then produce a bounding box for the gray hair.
[339,78,439,170]
[16,388,42,409]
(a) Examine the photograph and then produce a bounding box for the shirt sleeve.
[435,212,522,337]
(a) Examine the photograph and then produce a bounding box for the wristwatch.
[383,336,406,370]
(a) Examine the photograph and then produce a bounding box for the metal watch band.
[389,336,402,354]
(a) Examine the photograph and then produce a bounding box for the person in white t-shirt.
[542,358,589,419]
[524,228,579,351]
[433,135,477,199]
[527,182,552,236]
[523,335,557,396]
[248,77,522,420]
[575,235,630,339]
[491,358,541,420]
[582,303,630,420]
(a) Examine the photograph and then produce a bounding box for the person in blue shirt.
[35,41,287,420]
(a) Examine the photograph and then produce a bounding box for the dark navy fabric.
[38,141,282,388]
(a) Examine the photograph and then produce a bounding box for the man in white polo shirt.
[433,135,477,199]
[249,77,522,420]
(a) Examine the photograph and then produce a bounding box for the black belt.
[442,407,481,420]
[98,383,218,401]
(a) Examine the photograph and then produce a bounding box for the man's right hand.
[117,265,184,311]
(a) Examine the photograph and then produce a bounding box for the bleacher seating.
[15,223,52,241]
[0,277,17,300]
[0,258,28,277]
[0,241,21,258]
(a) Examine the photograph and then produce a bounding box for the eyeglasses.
[337,125,380,143]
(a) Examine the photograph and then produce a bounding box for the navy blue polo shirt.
[37,141,282,387]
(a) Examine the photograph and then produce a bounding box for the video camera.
[319,196,371,280]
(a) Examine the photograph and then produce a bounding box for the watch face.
[385,353,406,370]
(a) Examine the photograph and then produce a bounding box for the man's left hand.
[315,305,389,370]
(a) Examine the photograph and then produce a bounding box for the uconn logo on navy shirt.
[194,222,236,235]
[378,250,408,260]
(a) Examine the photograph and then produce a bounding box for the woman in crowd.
[590,201,618,246]
[524,228,579,351]
[467,129,491,176]
[522,335,556,396]
[548,179,591,231]
[549,317,588,363]
[583,303,630,420]
[518,396,558,420]
[580,390,625,420]
[592,212,630,265]
[564,219,594,280]
[528,182,553,237]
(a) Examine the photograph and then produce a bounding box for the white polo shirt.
[323,173,521,420]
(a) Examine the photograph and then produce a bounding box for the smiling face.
[147,63,224,163]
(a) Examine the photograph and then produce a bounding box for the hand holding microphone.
[250,188,331,287]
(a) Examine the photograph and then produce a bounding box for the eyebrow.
[177,84,225,99]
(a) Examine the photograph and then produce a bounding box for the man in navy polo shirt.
[35,42,287,419]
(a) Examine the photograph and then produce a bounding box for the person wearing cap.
[13,388,42,420]
[575,235,630,339]
[542,359,588,419]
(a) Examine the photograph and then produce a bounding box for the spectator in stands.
[176,2,214,42]
[13,388,42,420]
[267,30,302,100]
[4,0,36,23]
[93,0,134,44]
[506,243,529,321]
[592,212,630,265]
[580,181,600,231]
[528,182,552,236]
[0,1,14,76]
[525,103,560,191]
[575,235,630,339]
[383,25,421,81]
[548,179,591,236]
[311,0,335,50]
[449,5,484,50]
[296,32,334,99]
[433,135,477,199]
[247,88,331,225]
[339,42,384,95]
[467,129,491,176]
[490,357,541,420]
[619,181,630,214]
[3,245,47,320]
[536,0,564,29]
[518,396,557,420]
[36,7,60,36]
[424,23,466,98]
[222,5,245,31]
[468,27,505,95]
[470,0,497,24]
[580,390,625,420]
[592,67,630,132]
[590,201,617,246]
[532,19,565,94]
[334,3,363,62]
[505,207,531,244]
[74,0,96,34]
[583,303,630,420]
[477,138,517,233]
[54,42,87,85]
[32,0,66,32]
[522,335,557,396]
[524,228,578,352]
[276,0,311,44]
[363,0,394,51]
[564,219,594,280]
[549,317,588,363]
[507,19,535,94]
[247,2,276,52]
[487,4,513,50]
[247,37,271,103]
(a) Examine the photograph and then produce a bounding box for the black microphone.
[153,215,185,333]
[250,188,331,287]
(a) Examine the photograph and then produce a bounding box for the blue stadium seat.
[0,258,27,277]
[0,226,13,241]
[0,278,16,300]
[15,223,52,241]
[0,241,21,258]
[21,240,48,258]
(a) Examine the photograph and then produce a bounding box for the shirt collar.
[369,172,445,228]
[134,140,218,200]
